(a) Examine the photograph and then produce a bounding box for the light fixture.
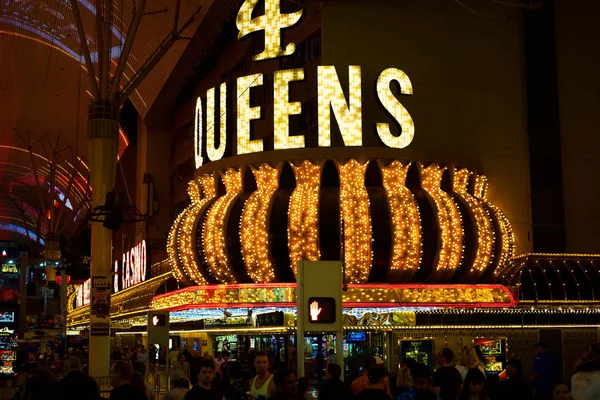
[90,191,145,232]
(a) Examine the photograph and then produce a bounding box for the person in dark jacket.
[184,359,222,400]
[356,365,392,400]
[109,361,146,400]
[498,358,533,400]
[319,363,355,400]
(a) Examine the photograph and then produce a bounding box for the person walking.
[551,381,572,400]
[164,370,189,400]
[169,348,181,369]
[571,344,600,400]
[250,351,275,399]
[532,342,558,400]
[397,363,440,400]
[355,365,392,400]
[499,358,533,400]
[455,347,486,382]
[109,361,146,400]
[174,354,191,385]
[132,360,156,400]
[268,368,297,400]
[432,348,462,400]
[457,369,489,400]
[184,359,221,400]
[223,362,248,400]
[319,363,355,400]
[351,356,377,397]
[54,356,101,400]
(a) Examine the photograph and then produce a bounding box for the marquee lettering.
[193,0,415,169]
[194,66,415,168]
[117,240,147,292]
[236,0,303,61]
[77,279,91,307]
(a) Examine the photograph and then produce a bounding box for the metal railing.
[94,371,169,399]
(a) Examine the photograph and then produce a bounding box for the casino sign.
[168,0,516,288]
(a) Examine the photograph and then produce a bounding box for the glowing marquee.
[120,240,147,291]
[194,0,415,169]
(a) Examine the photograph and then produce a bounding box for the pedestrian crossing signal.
[152,314,166,327]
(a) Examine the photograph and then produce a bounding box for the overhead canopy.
[0,0,215,245]
[497,253,600,302]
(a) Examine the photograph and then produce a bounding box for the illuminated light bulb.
[453,169,494,276]
[203,168,243,283]
[419,163,463,277]
[179,176,216,285]
[378,160,421,279]
[473,175,516,275]
[337,159,372,283]
[241,163,281,283]
[167,210,188,282]
[288,160,322,277]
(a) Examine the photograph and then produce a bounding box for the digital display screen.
[346,332,366,341]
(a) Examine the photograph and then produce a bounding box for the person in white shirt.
[138,347,148,364]
[169,348,181,369]
[571,344,600,400]
[163,370,189,400]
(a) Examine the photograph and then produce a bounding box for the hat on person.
[170,370,186,382]
[535,341,550,349]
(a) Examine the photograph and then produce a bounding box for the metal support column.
[336,330,344,381]
[88,104,118,378]
[18,258,27,340]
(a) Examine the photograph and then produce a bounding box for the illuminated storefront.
[66,0,600,380]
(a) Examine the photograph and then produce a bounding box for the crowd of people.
[9,341,600,400]
[341,341,600,400]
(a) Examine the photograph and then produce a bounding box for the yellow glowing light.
[148,284,512,311]
[274,69,305,150]
[237,74,264,155]
[236,0,303,61]
[203,168,243,283]
[167,210,187,282]
[206,83,228,162]
[473,175,515,275]
[318,66,363,147]
[179,176,217,285]
[375,68,415,149]
[241,164,281,282]
[288,161,322,277]
[379,161,421,279]
[453,169,494,276]
[420,163,463,277]
[194,97,203,168]
[337,159,372,283]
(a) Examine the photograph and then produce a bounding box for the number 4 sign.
[236,0,304,61]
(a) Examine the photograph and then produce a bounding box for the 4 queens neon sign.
[194,0,415,169]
